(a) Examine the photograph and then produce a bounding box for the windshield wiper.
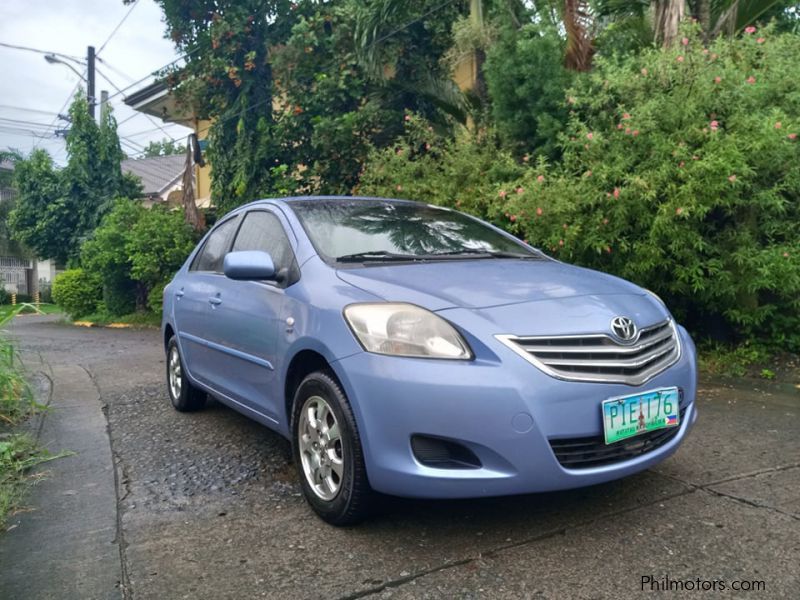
[336,251,425,263]
[429,249,542,260]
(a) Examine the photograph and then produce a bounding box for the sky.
[0,0,192,165]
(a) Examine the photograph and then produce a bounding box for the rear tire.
[292,371,373,525]
[166,336,206,412]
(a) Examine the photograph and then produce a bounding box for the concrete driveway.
[1,315,798,599]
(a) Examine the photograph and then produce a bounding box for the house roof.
[121,154,185,197]
[0,159,14,172]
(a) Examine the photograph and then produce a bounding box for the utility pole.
[100,90,109,121]
[87,45,96,119]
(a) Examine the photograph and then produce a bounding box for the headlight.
[343,303,472,359]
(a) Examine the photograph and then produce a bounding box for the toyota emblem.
[611,316,638,342]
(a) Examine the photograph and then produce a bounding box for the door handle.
[208,297,222,306]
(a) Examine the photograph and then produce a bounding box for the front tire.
[166,336,206,412]
[292,371,373,525]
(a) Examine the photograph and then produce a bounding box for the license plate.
[601,387,680,445]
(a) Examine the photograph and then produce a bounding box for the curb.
[72,321,152,330]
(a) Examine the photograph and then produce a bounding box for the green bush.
[484,24,573,159]
[362,26,800,350]
[80,200,197,317]
[51,269,101,319]
[102,274,137,317]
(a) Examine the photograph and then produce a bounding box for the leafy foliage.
[363,26,800,350]
[80,199,197,316]
[484,24,574,159]
[9,93,141,264]
[52,269,102,319]
[141,138,187,157]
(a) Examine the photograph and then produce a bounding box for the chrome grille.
[496,320,681,385]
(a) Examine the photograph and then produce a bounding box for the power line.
[97,0,140,55]
[0,104,62,117]
[0,41,84,63]
[106,47,201,101]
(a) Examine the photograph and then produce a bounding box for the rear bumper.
[331,326,698,499]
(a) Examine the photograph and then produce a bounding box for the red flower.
[587,132,594,140]
[498,190,507,198]
[516,187,524,194]
[404,114,410,122]
[523,154,530,163]
[744,26,756,34]
[714,76,722,84]
[676,55,685,63]
[625,127,632,135]
[606,246,612,254]
[788,133,797,140]
[536,207,543,216]
[622,113,631,120]
[757,37,765,44]
[559,239,564,247]
[510,214,517,222]
[676,207,683,215]
[728,175,737,183]
[681,37,689,46]
[613,188,620,199]
[710,120,719,131]
[537,175,545,183]
[632,130,639,136]
[746,76,756,84]
[617,123,623,130]
[775,122,782,129]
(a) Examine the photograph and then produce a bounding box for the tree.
[142,138,187,157]
[10,92,140,264]
[151,0,467,213]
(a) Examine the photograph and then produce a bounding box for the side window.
[232,211,297,280]
[190,216,239,272]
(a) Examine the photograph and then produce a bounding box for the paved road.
[1,315,799,599]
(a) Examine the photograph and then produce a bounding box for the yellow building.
[123,81,213,209]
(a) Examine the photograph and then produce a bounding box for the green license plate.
[601,387,680,445]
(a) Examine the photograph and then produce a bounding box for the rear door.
[200,209,300,421]
[172,214,241,388]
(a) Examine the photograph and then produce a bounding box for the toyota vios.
[162,197,697,525]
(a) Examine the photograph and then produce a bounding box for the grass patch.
[0,434,66,529]
[0,303,67,530]
[78,310,160,328]
[0,303,62,319]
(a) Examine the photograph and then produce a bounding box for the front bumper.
[331,326,697,499]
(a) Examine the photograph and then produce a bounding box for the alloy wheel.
[298,395,344,501]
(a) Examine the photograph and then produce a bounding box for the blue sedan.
[162,196,697,525]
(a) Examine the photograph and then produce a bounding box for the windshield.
[290,199,542,263]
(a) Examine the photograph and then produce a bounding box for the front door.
[199,209,300,422]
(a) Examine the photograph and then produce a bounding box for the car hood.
[336,258,647,311]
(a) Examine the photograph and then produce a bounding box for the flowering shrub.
[362,27,800,349]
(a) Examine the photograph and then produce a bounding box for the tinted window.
[232,210,296,274]
[290,200,539,261]
[191,216,239,272]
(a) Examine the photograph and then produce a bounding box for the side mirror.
[223,251,276,281]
